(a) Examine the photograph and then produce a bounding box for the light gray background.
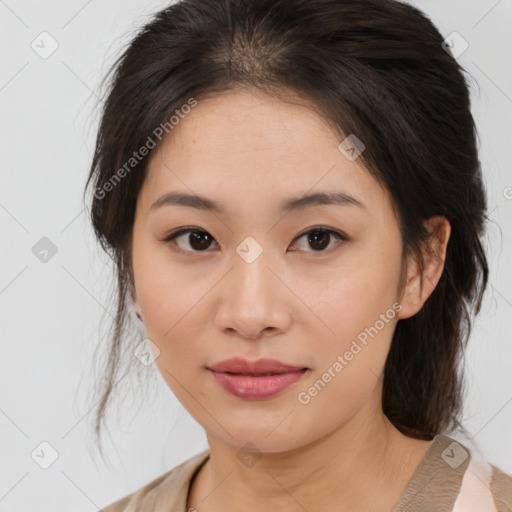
[1,1,511,510]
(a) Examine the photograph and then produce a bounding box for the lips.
[207,357,308,375]
[207,357,309,399]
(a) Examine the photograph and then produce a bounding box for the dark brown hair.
[83,0,489,457]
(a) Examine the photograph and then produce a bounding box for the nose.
[214,249,292,340]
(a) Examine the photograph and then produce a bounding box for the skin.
[131,87,451,512]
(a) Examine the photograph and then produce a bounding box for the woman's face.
[131,88,415,453]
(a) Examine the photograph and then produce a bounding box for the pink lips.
[207,357,308,399]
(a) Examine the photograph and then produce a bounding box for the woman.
[84,0,512,510]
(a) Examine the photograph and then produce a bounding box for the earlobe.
[132,289,144,322]
[397,216,451,320]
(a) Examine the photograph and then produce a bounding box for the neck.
[187,404,433,512]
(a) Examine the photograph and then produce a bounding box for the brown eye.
[187,230,214,251]
[163,226,347,255]
[307,230,330,251]
[290,228,347,253]
[164,228,219,252]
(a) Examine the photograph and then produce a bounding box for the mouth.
[207,367,309,399]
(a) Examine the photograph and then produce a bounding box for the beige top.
[101,435,512,512]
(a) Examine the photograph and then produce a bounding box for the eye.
[162,226,347,254]
[163,227,219,253]
[290,227,347,253]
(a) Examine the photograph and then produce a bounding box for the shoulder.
[452,443,512,512]
[393,434,511,512]
[100,449,210,512]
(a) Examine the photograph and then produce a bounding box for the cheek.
[295,245,402,398]
[301,247,401,338]
[133,235,199,325]
[295,274,399,425]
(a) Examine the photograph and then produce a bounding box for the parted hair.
[84,0,489,456]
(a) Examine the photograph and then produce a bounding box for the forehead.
[140,88,389,215]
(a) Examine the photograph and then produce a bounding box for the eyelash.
[162,226,348,255]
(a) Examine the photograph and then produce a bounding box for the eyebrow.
[150,190,365,215]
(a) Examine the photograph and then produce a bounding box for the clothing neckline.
[179,434,470,512]
[391,434,470,511]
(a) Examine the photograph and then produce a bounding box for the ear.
[131,289,144,321]
[397,215,451,320]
